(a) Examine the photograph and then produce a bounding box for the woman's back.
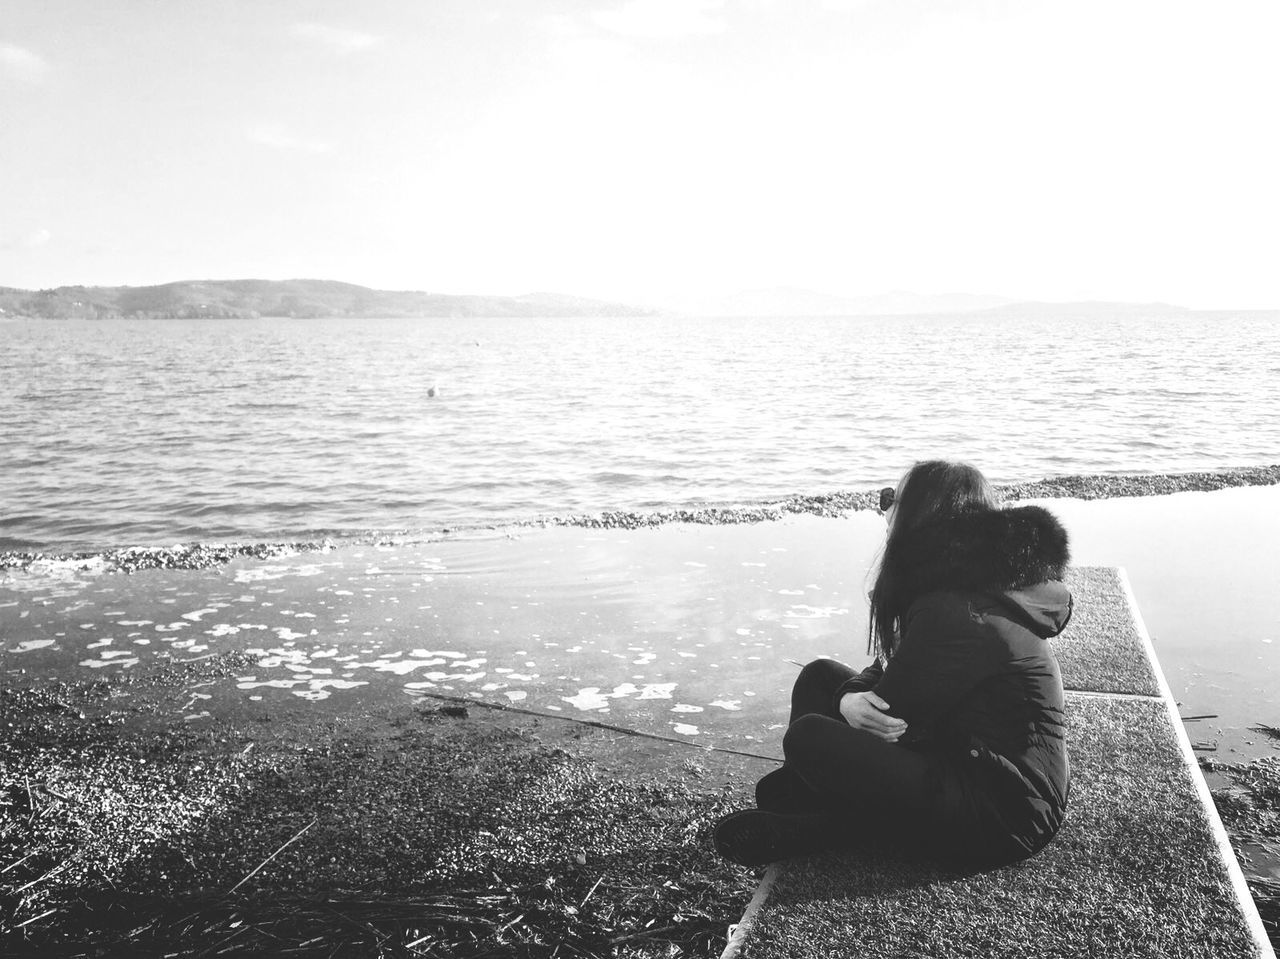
[868,506,1074,857]
[714,462,1076,869]
[893,584,1072,835]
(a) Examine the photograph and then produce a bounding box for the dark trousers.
[764,658,1006,865]
[770,658,941,821]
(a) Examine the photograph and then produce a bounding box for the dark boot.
[712,809,837,867]
[754,766,824,814]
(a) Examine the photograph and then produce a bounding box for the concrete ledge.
[1057,567,1159,696]
[725,568,1275,959]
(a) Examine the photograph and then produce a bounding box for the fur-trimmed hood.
[894,505,1072,637]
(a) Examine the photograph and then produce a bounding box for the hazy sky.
[2,0,1277,307]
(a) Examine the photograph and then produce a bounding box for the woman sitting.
[714,460,1073,869]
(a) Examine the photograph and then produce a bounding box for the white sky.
[1,0,1277,308]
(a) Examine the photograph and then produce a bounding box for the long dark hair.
[867,460,999,660]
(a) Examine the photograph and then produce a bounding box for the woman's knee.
[795,657,848,689]
[783,713,833,762]
[792,658,851,707]
[784,711,890,765]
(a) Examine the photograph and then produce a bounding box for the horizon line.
[4,277,1280,313]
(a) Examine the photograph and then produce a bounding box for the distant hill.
[660,287,1016,316]
[0,279,653,320]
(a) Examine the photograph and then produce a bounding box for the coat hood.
[895,505,1072,638]
[996,581,1074,638]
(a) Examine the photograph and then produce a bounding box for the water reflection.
[0,515,881,747]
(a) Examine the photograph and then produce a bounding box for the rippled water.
[2,310,1279,551]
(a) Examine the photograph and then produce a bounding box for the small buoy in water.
[426,382,437,398]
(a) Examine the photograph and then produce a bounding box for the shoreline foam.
[3,464,1278,574]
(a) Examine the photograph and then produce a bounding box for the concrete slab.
[1057,567,1159,696]
[725,569,1275,959]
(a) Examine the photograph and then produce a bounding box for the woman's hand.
[839,691,907,742]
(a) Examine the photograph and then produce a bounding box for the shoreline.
[3,463,1278,574]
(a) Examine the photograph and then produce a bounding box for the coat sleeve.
[871,595,999,728]
[831,660,885,714]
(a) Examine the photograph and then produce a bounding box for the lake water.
[2,310,1279,553]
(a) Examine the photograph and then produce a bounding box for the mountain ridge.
[0,279,1207,320]
[0,279,654,320]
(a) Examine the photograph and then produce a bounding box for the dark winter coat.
[835,504,1073,861]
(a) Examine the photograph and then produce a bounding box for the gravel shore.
[544,464,1280,530]
[4,465,1277,574]
[0,660,766,958]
